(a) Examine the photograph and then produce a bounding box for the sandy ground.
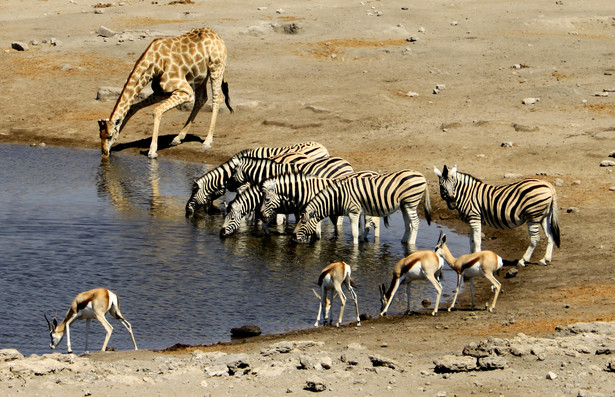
[2,0,615,395]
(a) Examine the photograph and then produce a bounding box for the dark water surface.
[0,143,467,356]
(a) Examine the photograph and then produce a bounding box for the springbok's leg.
[484,273,502,312]
[97,314,114,352]
[380,280,400,316]
[85,319,91,352]
[335,286,347,327]
[425,273,443,316]
[404,282,412,315]
[448,274,463,311]
[519,222,541,267]
[469,279,476,310]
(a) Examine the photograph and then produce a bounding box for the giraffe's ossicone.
[98,28,233,159]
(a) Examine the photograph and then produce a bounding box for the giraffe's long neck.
[109,48,157,127]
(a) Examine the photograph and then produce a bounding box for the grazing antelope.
[45,288,138,353]
[313,261,360,327]
[434,232,503,312]
[379,250,444,316]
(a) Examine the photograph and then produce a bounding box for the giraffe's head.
[98,118,121,158]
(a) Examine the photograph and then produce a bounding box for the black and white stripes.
[292,170,431,245]
[434,165,560,266]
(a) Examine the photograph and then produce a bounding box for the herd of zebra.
[183,140,560,324]
[185,141,560,268]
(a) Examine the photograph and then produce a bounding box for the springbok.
[435,232,503,312]
[45,288,138,353]
[379,250,444,316]
[313,261,360,327]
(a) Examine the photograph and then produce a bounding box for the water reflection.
[0,143,468,357]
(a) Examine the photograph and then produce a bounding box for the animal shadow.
[111,134,203,156]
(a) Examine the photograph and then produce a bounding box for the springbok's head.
[434,164,458,210]
[434,231,447,254]
[44,313,62,350]
[98,118,121,158]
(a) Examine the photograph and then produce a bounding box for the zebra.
[260,171,380,241]
[220,183,296,237]
[185,141,329,216]
[433,164,560,266]
[226,156,354,192]
[292,170,431,245]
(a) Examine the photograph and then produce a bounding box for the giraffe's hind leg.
[172,78,209,146]
[201,65,225,149]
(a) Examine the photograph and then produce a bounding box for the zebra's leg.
[372,216,380,239]
[540,215,555,265]
[401,205,420,245]
[349,212,361,244]
[519,222,541,267]
[469,218,482,253]
[315,220,322,240]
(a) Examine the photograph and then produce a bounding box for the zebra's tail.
[423,185,432,225]
[550,194,560,248]
[383,216,390,228]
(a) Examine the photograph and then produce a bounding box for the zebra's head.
[220,206,242,237]
[292,209,319,243]
[434,165,458,210]
[227,168,246,192]
[260,180,280,222]
[98,118,121,158]
[185,178,224,217]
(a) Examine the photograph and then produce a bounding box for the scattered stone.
[434,355,477,373]
[11,41,29,51]
[512,123,539,132]
[418,27,426,33]
[204,364,229,377]
[546,371,558,380]
[566,207,580,213]
[522,97,540,105]
[299,355,318,370]
[505,268,518,278]
[503,173,523,179]
[554,178,564,187]
[30,39,39,46]
[594,92,609,97]
[600,160,615,167]
[463,342,491,358]
[610,186,615,191]
[478,356,507,370]
[97,26,117,38]
[305,378,327,392]
[501,142,513,148]
[320,356,333,370]
[401,47,412,55]
[407,36,419,42]
[572,180,582,185]
[421,298,431,308]
[406,91,419,97]
[50,37,62,46]
[94,8,104,14]
[369,354,400,370]
[231,325,262,338]
[609,151,615,158]
[276,8,285,14]
[215,353,251,375]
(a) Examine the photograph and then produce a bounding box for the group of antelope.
[46,27,559,353]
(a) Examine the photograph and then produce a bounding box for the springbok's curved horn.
[44,313,53,331]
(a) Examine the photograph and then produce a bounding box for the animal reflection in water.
[96,156,191,217]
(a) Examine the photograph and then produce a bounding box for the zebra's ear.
[433,165,442,178]
[450,165,458,178]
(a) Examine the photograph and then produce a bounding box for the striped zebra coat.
[185,141,328,215]
[434,165,560,266]
[260,172,380,241]
[293,170,431,245]
[227,156,354,192]
[220,183,295,237]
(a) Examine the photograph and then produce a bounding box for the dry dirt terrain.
[1,0,615,395]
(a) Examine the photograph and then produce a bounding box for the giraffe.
[98,28,233,159]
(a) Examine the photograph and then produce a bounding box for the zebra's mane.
[457,171,483,184]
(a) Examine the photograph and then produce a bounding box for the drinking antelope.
[45,288,138,353]
[313,261,360,327]
[434,232,503,312]
[379,250,444,316]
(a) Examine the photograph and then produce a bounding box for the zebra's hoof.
[537,259,550,266]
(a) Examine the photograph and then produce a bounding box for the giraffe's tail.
[222,78,233,113]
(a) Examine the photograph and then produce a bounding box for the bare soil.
[1,0,615,395]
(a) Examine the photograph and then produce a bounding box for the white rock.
[522,97,540,105]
